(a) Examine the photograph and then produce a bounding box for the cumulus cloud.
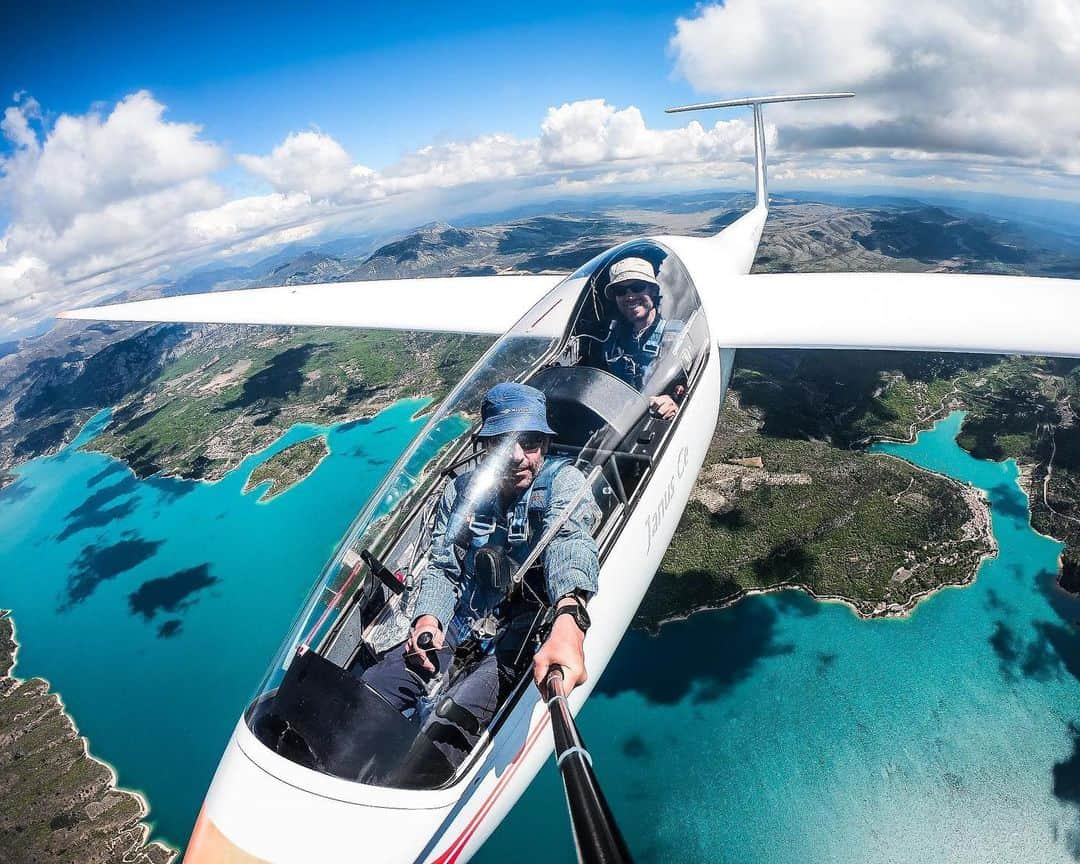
[0,89,760,336]
[539,99,754,168]
[2,90,225,233]
[237,130,378,201]
[7,21,1078,340]
[670,0,1080,173]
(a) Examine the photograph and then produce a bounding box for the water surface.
[3,408,1079,861]
[480,412,1080,863]
[0,401,432,846]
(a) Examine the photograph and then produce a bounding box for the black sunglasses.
[483,432,547,452]
[611,282,654,297]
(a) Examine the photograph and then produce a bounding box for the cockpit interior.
[247,240,712,790]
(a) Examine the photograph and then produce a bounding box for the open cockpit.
[246,239,712,790]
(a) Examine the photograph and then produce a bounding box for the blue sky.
[2,0,1080,336]
[2,1,703,166]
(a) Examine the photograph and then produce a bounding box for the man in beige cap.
[601,256,684,420]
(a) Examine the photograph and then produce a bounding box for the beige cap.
[604,256,660,298]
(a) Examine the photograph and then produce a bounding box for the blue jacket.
[604,313,683,392]
[413,457,601,642]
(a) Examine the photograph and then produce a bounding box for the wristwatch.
[552,599,591,633]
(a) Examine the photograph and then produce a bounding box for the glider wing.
[59,274,564,336]
[711,272,1080,357]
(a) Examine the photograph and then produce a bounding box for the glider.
[61,93,1080,864]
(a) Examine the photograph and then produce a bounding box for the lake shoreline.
[0,610,179,862]
[647,416,1003,635]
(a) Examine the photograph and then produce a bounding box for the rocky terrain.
[0,200,749,487]
[635,196,1080,627]
[3,192,1078,591]
[637,384,996,628]
[0,612,176,864]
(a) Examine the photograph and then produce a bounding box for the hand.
[406,615,445,673]
[649,394,679,420]
[534,608,587,692]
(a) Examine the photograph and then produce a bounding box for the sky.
[2,0,1080,337]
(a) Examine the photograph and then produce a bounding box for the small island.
[0,611,176,864]
[243,435,330,501]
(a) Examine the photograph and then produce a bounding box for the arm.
[647,319,688,419]
[533,466,601,691]
[409,478,463,669]
[541,465,601,601]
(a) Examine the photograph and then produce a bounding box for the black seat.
[529,365,648,451]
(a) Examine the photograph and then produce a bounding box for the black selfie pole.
[543,667,633,864]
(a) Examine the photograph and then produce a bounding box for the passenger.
[601,256,685,420]
[359,382,600,770]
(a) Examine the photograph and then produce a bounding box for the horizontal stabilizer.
[665,93,854,113]
[713,272,1080,357]
[59,274,563,335]
[665,92,853,217]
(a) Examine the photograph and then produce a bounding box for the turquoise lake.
[2,407,1080,861]
[0,400,433,848]
[480,411,1080,863]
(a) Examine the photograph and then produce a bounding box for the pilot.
[601,256,685,420]
[359,382,600,770]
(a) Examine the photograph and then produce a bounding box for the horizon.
[5,182,1076,346]
[3,1,1080,337]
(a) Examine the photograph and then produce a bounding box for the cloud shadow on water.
[594,595,794,706]
[1052,723,1080,860]
[157,619,183,639]
[128,564,218,621]
[984,587,1013,613]
[620,735,650,760]
[988,619,1020,677]
[772,587,821,617]
[986,483,1032,522]
[86,462,127,488]
[143,474,196,504]
[1037,569,1080,625]
[61,536,164,610]
[1021,628,1062,681]
[0,478,35,505]
[57,476,138,542]
[338,415,373,434]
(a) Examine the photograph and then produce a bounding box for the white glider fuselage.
[183,202,765,864]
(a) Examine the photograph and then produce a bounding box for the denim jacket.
[413,457,601,642]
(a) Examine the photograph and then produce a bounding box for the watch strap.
[552,602,590,633]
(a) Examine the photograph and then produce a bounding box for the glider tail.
[666,93,854,215]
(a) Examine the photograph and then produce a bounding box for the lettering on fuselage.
[645,446,689,555]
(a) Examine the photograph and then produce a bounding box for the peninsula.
[0,611,176,864]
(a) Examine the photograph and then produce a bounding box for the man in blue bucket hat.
[360,382,600,773]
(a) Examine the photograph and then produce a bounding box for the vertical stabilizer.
[666,92,853,214]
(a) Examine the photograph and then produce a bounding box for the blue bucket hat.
[478,382,555,438]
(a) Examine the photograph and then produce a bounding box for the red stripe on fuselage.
[431,714,552,864]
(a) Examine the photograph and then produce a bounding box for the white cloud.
[0,89,758,336]
[670,0,1080,173]
[0,95,360,332]
[237,131,378,201]
[2,90,224,233]
[539,99,754,169]
[4,33,1080,339]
